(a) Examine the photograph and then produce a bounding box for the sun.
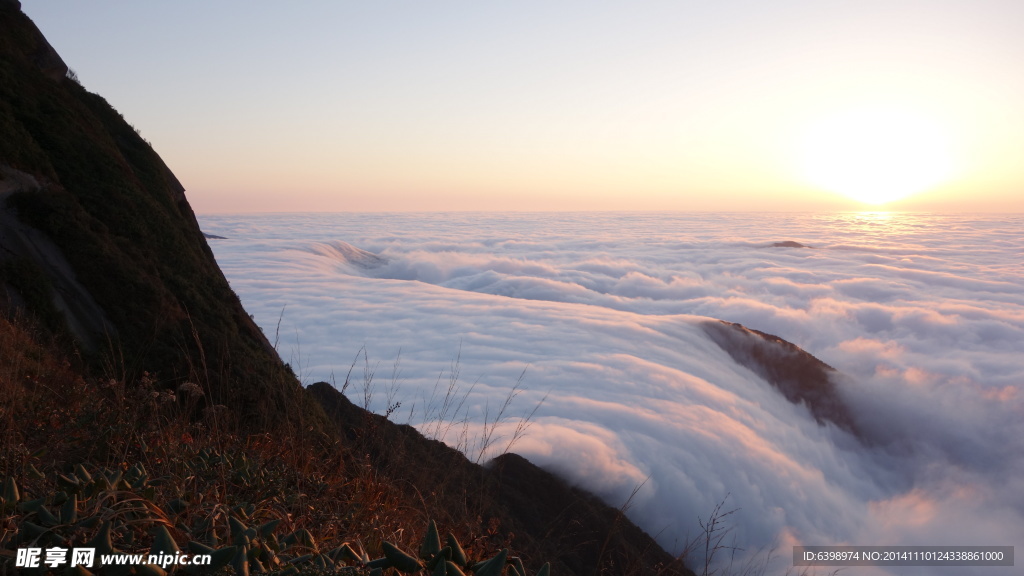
[797,106,956,206]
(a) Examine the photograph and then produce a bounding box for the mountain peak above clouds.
[703,320,860,437]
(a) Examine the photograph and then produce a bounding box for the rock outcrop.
[703,320,860,437]
[1,165,116,350]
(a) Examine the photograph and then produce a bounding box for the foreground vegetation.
[0,312,537,575]
[0,312,692,575]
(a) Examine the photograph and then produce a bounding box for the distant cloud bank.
[201,212,1024,575]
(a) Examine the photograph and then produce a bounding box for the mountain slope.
[0,0,317,427]
[0,4,696,574]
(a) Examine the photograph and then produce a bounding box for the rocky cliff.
[0,1,315,427]
[0,4,695,574]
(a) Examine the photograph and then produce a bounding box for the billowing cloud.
[200,212,1024,575]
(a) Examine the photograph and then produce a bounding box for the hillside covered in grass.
[0,2,696,574]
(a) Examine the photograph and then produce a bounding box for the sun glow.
[797,107,957,206]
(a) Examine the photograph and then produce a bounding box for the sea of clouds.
[199,212,1023,575]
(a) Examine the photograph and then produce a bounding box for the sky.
[200,211,1024,575]
[21,0,1024,212]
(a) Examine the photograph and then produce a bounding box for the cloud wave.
[200,212,1024,575]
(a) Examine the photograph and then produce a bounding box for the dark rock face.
[0,166,116,350]
[30,27,67,80]
[770,240,810,248]
[0,1,65,80]
[702,320,860,437]
[0,3,315,426]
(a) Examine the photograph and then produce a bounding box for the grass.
[0,310,697,575]
[0,313,520,575]
[334,345,546,466]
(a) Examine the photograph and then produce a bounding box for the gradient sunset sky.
[22,0,1024,213]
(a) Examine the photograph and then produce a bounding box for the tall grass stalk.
[335,346,545,464]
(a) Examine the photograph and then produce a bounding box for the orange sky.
[23,0,1024,213]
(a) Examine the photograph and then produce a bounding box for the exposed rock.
[702,320,860,437]
[1,166,117,349]
[0,163,39,196]
[770,240,810,248]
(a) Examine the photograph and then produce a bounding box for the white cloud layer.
[200,212,1024,575]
